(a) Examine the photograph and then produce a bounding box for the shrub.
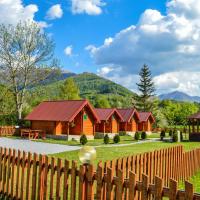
[104,134,110,144]
[80,134,88,145]
[119,131,126,136]
[169,129,173,137]
[134,132,140,140]
[172,132,178,142]
[160,130,166,141]
[141,132,147,140]
[113,134,120,143]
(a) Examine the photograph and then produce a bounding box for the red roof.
[94,108,123,121]
[117,108,139,122]
[25,100,99,122]
[138,112,155,123]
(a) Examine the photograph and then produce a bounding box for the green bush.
[172,132,178,142]
[113,134,120,143]
[160,130,166,141]
[104,134,110,144]
[134,132,140,140]
[169,129,173,137]
[80,134,88,145]
[141,132,147,140]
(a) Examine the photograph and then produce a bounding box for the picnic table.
[21,129,46,140]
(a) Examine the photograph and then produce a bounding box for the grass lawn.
[22,133,161,146]
[179,171,200,192]
[52,141,200,166]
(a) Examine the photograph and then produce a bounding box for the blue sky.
[24,0,166,74]
[1,0,200,96]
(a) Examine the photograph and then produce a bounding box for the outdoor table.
[21,129,46,140]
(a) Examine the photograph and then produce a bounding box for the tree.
[133,65,155,111]
[94,95,110,108]
[59,78,80,100]
[0,21,59,121]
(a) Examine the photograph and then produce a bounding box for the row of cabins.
[25,100,155,140]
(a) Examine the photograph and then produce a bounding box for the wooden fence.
[102,146,200,187]
[0,146,200,199]
[0,126,16,136]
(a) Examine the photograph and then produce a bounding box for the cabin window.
[112,115,115,120]
[83,114,88,120]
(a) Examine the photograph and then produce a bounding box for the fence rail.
[0,146,200,199]
[0,126,16,136]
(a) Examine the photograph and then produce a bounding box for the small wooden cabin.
[25,100,99,138]
[138,112,155,132]
[188,112,200,141]
[95,108,123,134]
[117,108,139,133]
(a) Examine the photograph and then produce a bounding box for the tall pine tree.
[133,65,155,111]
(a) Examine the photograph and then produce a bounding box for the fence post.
[63,160,70,200]
[106,167,113,200]
[96,163,103,200]
[169,179,178,200]
[128,171,136,200]
[185,181,194,200]
[71,160,77,200]
[85,164,94,200]
[141,174,149,200]
[155,176,163,200]
[116,169,124,200]
[78,165,86,200]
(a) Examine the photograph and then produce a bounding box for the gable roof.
[138,112,155,123]
[25,100,99,122]
[188,112,200,119]
[117,108,139,122]
[94,108,123,121]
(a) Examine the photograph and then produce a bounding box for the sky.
[1,0,200,96]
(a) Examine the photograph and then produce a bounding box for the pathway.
[0,137,81,155]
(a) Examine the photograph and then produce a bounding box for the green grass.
[35,135,138,146]
[52,141,200,166]
[179,171,200,192]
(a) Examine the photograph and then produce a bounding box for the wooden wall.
[119,118,138,132]
[138,120,152,132]
[31,121,55,134]
[82,109,94,135]
[96,113,120,133]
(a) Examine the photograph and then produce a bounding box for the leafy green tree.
[59,78,80,100]
[161,100,199,126]
[94,95,110,108]
[0,21,59,121]
[133,65,155,111]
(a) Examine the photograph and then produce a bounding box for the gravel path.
[0,137,81,155]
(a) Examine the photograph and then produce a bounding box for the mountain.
[159,91,200,102]
[28,72,135,108]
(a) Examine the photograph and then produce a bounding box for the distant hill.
[159,91,200,102]
[28,72,135,108]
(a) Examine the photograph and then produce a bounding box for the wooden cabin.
[188,112,200,141]
[25,100,99,139]
[94,108,123,135]
[117,108,140,134]
[138,112,155,132]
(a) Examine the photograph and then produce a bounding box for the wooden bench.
[21,129,46,140]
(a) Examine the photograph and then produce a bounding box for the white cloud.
[46,4,63,20]
[71,0,105,15]
[64,45,73,56]
[154,71,200,96]
[86,0,200,95]
[0,0,38,25]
